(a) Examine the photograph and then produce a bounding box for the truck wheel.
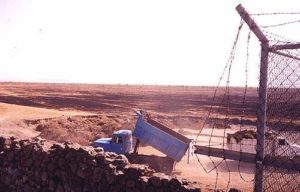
[158,159,174,174]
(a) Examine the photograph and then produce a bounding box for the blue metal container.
[133,112,192,162]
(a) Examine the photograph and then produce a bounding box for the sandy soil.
[0,102,93,139]
[0,82,260,191]
[138,127,255,191]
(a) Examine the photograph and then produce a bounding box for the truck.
[227,130,300,159]
[92,110,193,174]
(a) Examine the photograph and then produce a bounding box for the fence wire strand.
[250,12,300,16]
[260,19,300,28]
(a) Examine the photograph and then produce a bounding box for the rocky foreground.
[0,136,203,192]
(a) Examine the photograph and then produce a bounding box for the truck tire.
[158,162,172,174]
[157,157,175,174]
[126,154,175,174]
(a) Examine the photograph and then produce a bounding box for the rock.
[181,178,190,185]
[24,158,33,167]
[6,152,15,163]
[124,166,141,180]
[170,178,182,190]
[47,162,56,172]
[22,183,31,192]
[145,186,156,192]
[11,141,21,149]
[149,176,162,188]
[22,175,28,183]
[105,172,116,184]
[153,172,171,187]
[94,147,104,153]
[69,161,77,173]
[92,167,103,182]
[49,179,56,191]
[116,171,126,185]
[116,154,128,162]
[126,180,136,188]
[139,176,149,191]
[13,169,21,177]
[4,175,11,185]
[228,188,242,192]
[41,172,48,182]
[126,188,141,192]
[77,167,86,178]
[4,139,11,148]
[0,136,204,192]
[104,157,114,165]
[113,154,129,168]
[56,185,64,192]
[0,137,6,149]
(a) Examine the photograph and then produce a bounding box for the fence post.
[235,4,269,192]
[254,42,269,192]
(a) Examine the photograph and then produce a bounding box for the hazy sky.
[0,0,299,86]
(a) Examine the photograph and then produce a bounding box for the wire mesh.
[261,40,300,192]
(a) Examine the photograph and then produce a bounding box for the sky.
[0,0,300,86]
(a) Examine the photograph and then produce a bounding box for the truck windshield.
[124,135,132,142]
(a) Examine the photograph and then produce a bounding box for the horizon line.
[0,80,259,88]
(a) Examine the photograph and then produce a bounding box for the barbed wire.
[250,12,300,16]
[259,19,300,28]
[195,19,244,141]
[220,24,237,191]
[194,19,244,190]
[262,30,299,44]
[237,30,255,183]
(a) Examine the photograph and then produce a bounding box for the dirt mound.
[227,130,276,143]
[27,115,135,145]
[227,130,257,143]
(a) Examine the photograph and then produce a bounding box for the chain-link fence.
[194,4,300,192]
[234,5,300,192]
[261,43,300,192]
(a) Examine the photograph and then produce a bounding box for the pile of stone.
[0,136,200,192]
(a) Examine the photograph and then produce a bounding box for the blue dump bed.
[133,113,192,162]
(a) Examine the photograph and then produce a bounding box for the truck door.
[123,134,133,153]
[111,134,123,154]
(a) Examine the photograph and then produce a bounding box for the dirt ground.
[0,82,259,191]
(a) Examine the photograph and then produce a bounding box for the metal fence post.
[254,42,269,192]
[236,4,269,192]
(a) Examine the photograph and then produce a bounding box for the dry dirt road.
[0,82,258,191]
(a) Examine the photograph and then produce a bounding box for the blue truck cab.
[92,129,133,154]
